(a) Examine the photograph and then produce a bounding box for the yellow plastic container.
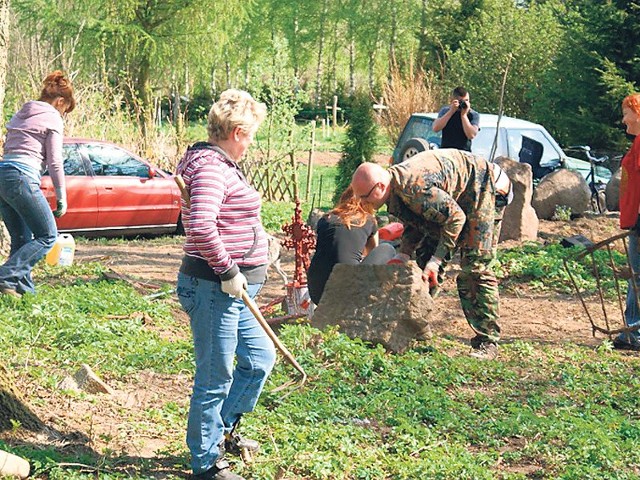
[46,233,76,266]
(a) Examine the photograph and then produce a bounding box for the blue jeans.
[0,165,57,294]
[621,231,640,344]
[177,273,276,474]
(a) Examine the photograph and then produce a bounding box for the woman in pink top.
[176,89,274,480]
[0,70,75,297]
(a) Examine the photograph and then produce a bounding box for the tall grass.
[379,62,443,145]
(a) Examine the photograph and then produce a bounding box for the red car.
[40,138,182,236]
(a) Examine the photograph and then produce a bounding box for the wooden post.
[289,128,298,201]
[332,95,338,135]
[321,117,326,138]
[305,120,316,201]
[318,174,324,208]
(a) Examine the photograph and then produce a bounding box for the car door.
[79,143,179,228]
[40,143,99,230]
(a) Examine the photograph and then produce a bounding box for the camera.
[458,100,468,110]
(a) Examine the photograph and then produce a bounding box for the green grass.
[498,242,628,297]
[1,243,640,479]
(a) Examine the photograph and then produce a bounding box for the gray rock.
[605,168,621,212]
[73,364,114,395]
[495,157,539,242]
[311,262,433,353]
[532,169,590,220]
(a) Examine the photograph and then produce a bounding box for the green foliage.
[0,262,192,379]
[498,242,627,296]
[448,0,562,120]
[333,92,378,203]
[552,205,572,221]
[2,254,640,478]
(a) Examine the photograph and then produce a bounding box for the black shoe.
[469,335,488,349]
[469,338,499,360]
[193,459,245,480]
[612,337,640,352]
[225,431,260,456]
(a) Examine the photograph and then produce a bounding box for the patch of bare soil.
[74,213,624,349]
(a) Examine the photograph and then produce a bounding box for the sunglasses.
[359,182,380,199]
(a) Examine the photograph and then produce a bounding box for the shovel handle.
[241,290,307,385]
[174,174,191,209]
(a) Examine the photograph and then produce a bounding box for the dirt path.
[74,215,624,348]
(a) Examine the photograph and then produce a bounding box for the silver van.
[392,112,612,184]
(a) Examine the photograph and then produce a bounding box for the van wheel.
[400,138,430,162]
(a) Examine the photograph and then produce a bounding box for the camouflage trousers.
[415,209,503,343]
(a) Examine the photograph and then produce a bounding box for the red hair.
[330,186,376,228]
[622,93,640,115]
[39,70,75,113]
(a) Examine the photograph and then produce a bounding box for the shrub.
[333,92,378,203]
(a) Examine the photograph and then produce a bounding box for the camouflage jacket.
[387,149,495,260]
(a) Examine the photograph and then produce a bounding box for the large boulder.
[311,262,433,353]
[605,168,621,212]
[532,169,590,220]
[494,156,539,242]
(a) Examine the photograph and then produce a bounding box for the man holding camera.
[432,86,479,151]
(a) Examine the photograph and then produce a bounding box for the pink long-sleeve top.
[2,100,66,199]
[176,143,268,282]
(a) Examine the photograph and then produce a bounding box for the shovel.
[241,290,308,392]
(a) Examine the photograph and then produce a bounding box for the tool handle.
[174,174,191,209]
[242,290,307,384]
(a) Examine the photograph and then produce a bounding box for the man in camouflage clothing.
[351,149,506,359]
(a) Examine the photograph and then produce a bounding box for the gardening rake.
[563,230,640,341]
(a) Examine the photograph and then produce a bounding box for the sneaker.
[225,431,259,456]
[193,459,245,480]
[612,336,640,352]
[469,341,499,360]
[0,286,21,298]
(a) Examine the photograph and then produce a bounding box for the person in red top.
[616,93,640,350]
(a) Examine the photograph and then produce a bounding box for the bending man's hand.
[387,253,411,265]
[221,272,248,299]
[422,256,442,287]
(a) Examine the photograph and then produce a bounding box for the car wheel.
[176,214,185,235]
[400,138,430,162]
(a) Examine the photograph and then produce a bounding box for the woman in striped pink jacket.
[176,90,275,480]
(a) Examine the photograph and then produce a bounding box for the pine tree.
[333,92,378,203]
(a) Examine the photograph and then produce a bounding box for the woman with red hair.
[0,71,75,297]
[307,186,395,305]
[616,93,640,350]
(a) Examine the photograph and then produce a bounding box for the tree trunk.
[0,0,10,256]
[0,0,10,121]
[0,363,43,432]
[136,54,154,152]
[348,24,355,96]
[417,0,428,70]
[314,0,329,106]
[388,0,398,82]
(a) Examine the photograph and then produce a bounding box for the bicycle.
[566,145,609,213]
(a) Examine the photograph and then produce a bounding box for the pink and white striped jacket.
[176,143,268,282]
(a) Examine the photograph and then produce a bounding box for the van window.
[399,117,441,147]
[506,128,562,167]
